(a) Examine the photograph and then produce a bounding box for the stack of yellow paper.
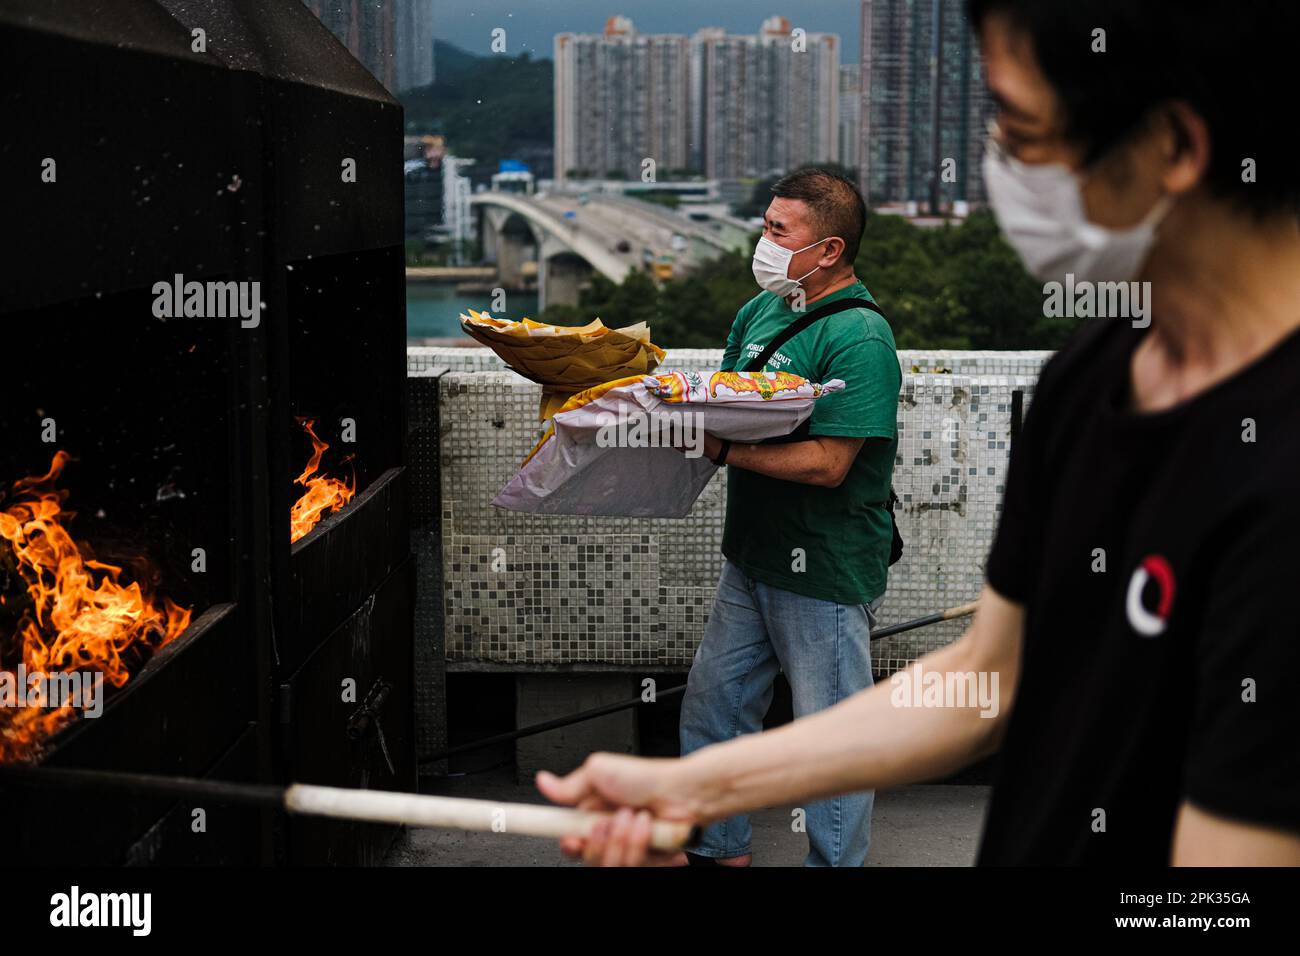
[460,309,666,419]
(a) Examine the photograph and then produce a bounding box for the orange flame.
[289,419,356,543]
[0,452,192,762]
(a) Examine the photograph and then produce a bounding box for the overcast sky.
[432,0,866,62]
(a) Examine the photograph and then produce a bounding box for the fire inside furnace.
[0,452,193,763]
[289,418,356,543]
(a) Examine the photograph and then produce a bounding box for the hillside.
[401,41,553,182]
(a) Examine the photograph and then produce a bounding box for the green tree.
[655,251,757,348]
[539,211,1077,353]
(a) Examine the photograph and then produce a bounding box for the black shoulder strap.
[742,297,883,372]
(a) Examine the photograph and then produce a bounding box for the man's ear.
[1162,101,1210,198]
[820,237,847,269]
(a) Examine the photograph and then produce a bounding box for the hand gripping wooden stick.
[0,764,699,851]
[284,784,699,851]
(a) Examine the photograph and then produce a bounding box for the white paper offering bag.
[492,370,845,518]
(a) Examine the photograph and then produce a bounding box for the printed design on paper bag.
[642,370,838,405]
[708,370,806,401]
[642,370,703,403]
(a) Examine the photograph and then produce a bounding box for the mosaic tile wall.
[408,346,1052,378]
[413,347,1046,674]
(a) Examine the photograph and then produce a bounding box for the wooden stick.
[285,784,697,851]
[943,601,979,620]
[0,765,698,851]
[870,599,978,640]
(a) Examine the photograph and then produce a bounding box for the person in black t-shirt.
[536,0,1300,866]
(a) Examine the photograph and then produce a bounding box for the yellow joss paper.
[459,309,665,420]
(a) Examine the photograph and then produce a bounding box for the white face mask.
[982,136,1173,284]
[751,234,829,298]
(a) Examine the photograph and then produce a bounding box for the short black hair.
[967,0,1300,219]
[769,167,867,267]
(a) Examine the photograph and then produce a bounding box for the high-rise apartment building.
[394,0,434,92]
[858,0,994,207]
[553,17,691,184]
[839,64,861,171]
[691,17,840,181]
[690,27,757,182]
[302,0,404,94]
[554,16,840,186]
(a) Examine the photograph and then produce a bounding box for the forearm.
[672,631,1011,823]
[723,437,846,487]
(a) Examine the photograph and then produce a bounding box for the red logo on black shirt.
[1125,555,1176,637]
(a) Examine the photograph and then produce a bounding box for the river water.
[406,281,539,340]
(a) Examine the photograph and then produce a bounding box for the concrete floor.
[383,766,989,867]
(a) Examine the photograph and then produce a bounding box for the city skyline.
[555,16,841,184]
[304,1,996,209]
[433,0,867,62]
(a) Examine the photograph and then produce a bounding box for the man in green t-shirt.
[680,168,901,867]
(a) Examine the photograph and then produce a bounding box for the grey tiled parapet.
[408,345,1053,378]
[411,347,1046,674]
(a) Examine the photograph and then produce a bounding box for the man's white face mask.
[982,128,1173,284]
[751,234,829,298]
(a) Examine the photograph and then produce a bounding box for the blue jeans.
[680,560,881,867]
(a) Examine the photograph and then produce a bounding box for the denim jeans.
[679,560,881,867]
